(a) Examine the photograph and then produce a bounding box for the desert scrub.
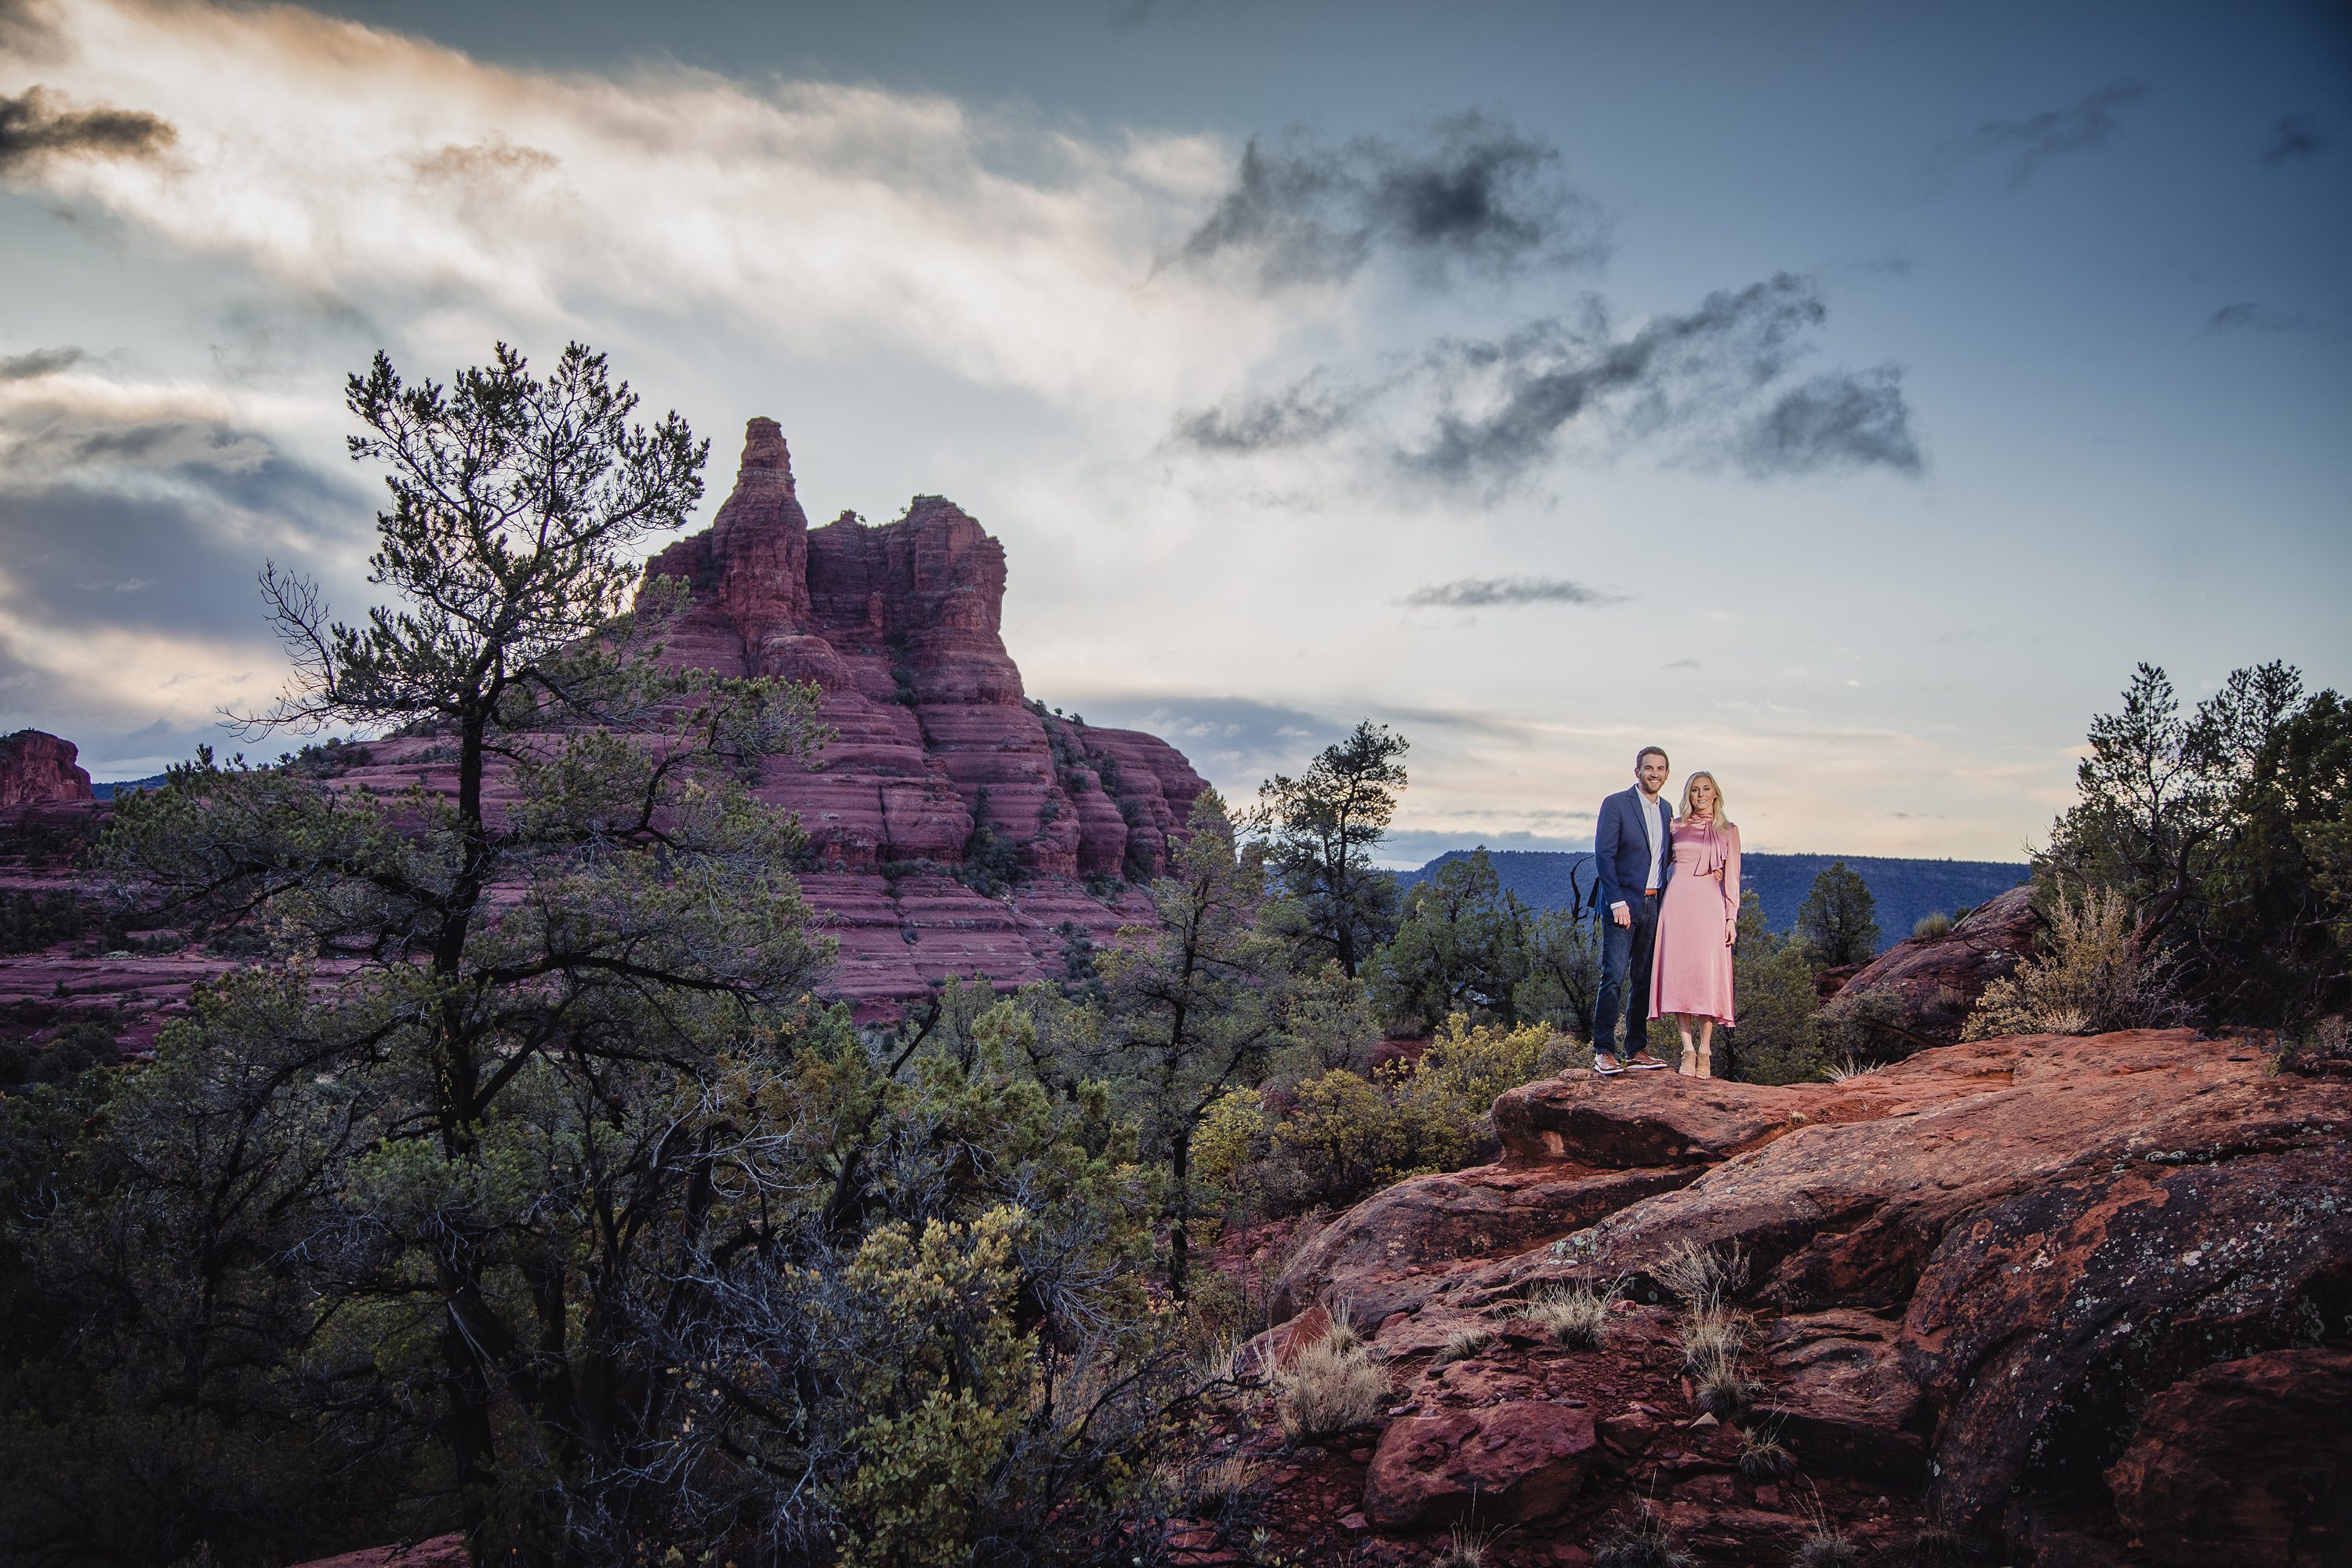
[1911,909,1955,941]
[1524,1279,1620,1349]
[1274,1330,1388,1440]
[1962,881,2186,1040]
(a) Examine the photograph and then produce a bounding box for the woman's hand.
[1724,915,1737,946]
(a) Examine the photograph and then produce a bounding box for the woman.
[1650,771,1740,1077]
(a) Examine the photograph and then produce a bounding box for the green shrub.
[1911,909,1955,941]
[1723,895,1828,1083]
[1393,1015,1552,1168]
[1963,882,2186,1039]
[1210,1014,1560,1216]
[0,890,93,954]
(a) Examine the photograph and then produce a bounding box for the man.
[1592,746,1675,1074]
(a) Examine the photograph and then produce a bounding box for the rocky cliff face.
[633,419,1203,887]
[0,730,93,808]
[1203,1030,2352,1566]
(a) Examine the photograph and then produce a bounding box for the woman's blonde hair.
[1679,771,1731,831]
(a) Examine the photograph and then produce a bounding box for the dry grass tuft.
[1679,1300,1748,1373]
[1653,1239,1749,1308]
[1693,1352,1763,1418]
[1593,1504,1695,1568]
[1433,1324,1495,1365]
[1882,1522,1967,1567]
[1434,1523,1499,1568]
[1737,1421,1795,1481]
[1274,1330,1389,1440]
[1791,1524,1864,1567]
[1166,1449,1255,1515]
[1525,1279,1620,1349]
[1818,1055,1875,1083]
[1318,1301,1363,1356]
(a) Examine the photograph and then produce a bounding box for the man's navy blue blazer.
[1593,786,1675,913]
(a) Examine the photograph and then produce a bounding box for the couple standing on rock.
[1592,745,1740,1079]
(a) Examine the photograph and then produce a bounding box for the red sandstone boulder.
[0,730,93,807]
[1817,882,2038,1043]
[2105,1348,2352,1567]
[1759,1309,1926,1487]
[1363,1400,1599,1530]
[1270,1165,1694,1323]
[1904,1135,2352,1545]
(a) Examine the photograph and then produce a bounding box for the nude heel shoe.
[1697,1044,1713,1079]
[1678,1044,1697,1077]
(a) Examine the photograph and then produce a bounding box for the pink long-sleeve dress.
[1650,818,1740,1025]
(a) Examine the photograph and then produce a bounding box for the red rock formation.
[1218,1030,2352,1565]
[0,423,1211,1033]
[0,730,93,807]
[313,421,1207,1015]
[633,423,1208,883]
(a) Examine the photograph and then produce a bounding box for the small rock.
[1338,1512,1368,1533]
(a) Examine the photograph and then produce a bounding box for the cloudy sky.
[2,0,2346,863]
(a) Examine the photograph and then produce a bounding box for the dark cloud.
[0,483,322,641]
[1940,78,2146,187]
[1171,271,1923,488]
[1051,691,1350,783]
[1401,575,1626,609]
[0,346,83,379]
[2207,302,2312,334]
[1176,111,1607,289]
[1166,372,1373,453]
[0,85,176,172]
[2260,113,2325,166]
[1738,368,1921,477]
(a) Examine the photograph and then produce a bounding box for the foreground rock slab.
[1243,1029,2352,1566]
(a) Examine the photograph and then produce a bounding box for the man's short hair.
[1635,746,1670,771]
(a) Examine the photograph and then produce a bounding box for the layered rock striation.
[633,419,1203,887]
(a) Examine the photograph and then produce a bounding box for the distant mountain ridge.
[1398,848,2029,953]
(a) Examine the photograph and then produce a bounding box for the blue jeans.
[1595,894,1661,1058]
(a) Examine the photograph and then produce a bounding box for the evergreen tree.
[1724,891,1828,1083]
[1797,860,1881,967]
[1366,848,1530,1033]
[1251,721,1409,976]
[1096,790,1283,1300]
[95,343,841,1559]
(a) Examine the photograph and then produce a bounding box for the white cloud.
[2,0,1276,417]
